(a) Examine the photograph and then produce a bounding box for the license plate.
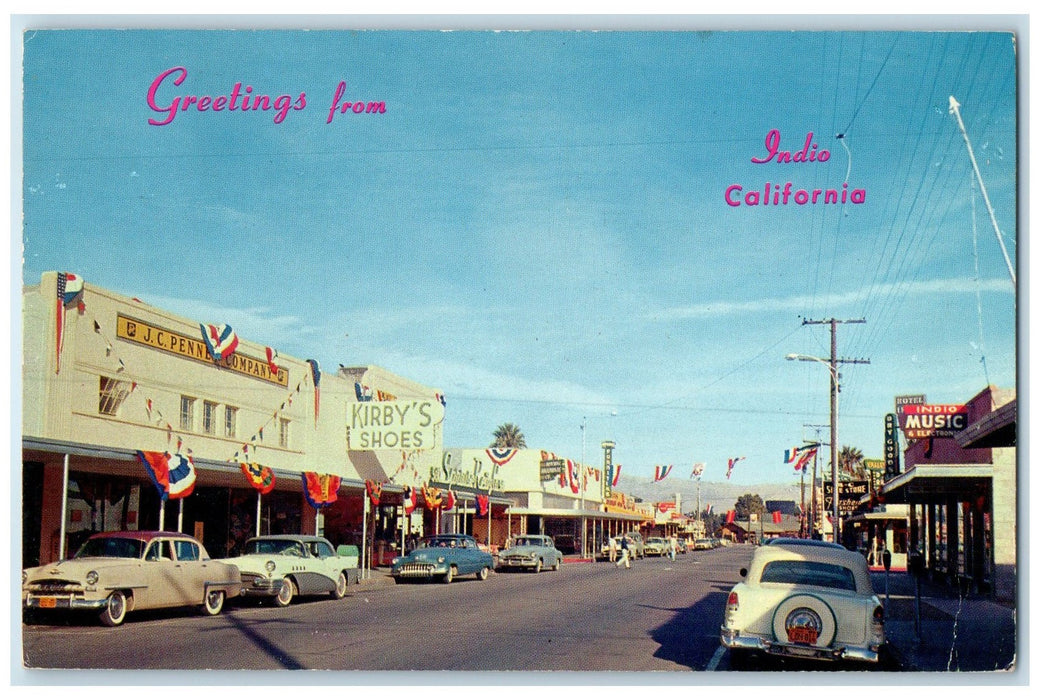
[39,597,57,609]
[787,626,818,645]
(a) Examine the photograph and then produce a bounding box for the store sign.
[823,480,869,514]
[895,394,927,414]
[884,413,901,479]
[540,458,564,482]
[347,400,444,450]
[898,404,968,439]
[116,315,288,386]
[863,459,884,473]
[434,451,505,491]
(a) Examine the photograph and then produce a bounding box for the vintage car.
[600,531,646,560]
[644,537,668,556]
[390,533,494,583]
[497,535,563,572]
[22,530,241,627]
[720,538,885,666]
[694,538,715,551]
[220,534,360,606]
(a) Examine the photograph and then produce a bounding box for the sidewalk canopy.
[881,464,992,503]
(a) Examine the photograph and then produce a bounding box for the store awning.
[881,464,993,504]
[956,398,1017,449]
[845,504,910,524]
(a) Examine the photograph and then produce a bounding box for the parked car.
[497,535,563,572]
[694,538,715,551]
[22,530,241,627]
[390,534,494,584]
[220,534,360,606]
[600,531,645,559]
[720,538,885,666]
[644,537,668,556]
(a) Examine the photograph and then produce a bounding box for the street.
[24,545,759,673]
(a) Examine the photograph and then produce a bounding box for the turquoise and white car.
[221,535,359,606]
[391,534,494,584]
[497,535,563,573]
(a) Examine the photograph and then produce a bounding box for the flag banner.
[486,447,518,466]
[241,462,276,494]
[166,453,197,499]
[302,472,341,508]
[691,462,705,479]
[199,323,239,361]
[422,485,443,509]
[567,460,580,494]
[137,450,172,501]
[403,486,417,515]
[365,479,382,506]
[772,510,783,524]
[726,456,745,480]
[355,382,373,402]
[436,393,446,407]
[55,272,85,374]
[725,510,736,524]
[794,448,817,472]
[307,359,321,425]
[654,464,674,482]
[705,503,713,515]
[612,464,622,487]
[441,489,456,511]
[265,346,280,374]
[476,493,489,516]
[784,447,801,464]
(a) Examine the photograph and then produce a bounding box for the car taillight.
[871,605,885,642]
[727,591,739,613]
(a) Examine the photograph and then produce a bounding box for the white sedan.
[222,535,359,606]
[720,538,885,666]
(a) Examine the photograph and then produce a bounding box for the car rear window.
[760,560,857,591]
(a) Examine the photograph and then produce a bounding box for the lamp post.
[786,353,842,544]
[580,417,587,559]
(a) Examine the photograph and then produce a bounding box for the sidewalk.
[871,570,1018,673]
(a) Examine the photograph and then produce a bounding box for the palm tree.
[840,445,865,479]
[490,423,526,449]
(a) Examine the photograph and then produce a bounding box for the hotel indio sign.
[116,315,288,387]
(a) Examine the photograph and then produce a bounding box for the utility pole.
[801,318,870,545]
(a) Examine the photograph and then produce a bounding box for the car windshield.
[760,560,857,591]
[513,537,542,547]
[74,536,146,560]
[422,537,466,548]
[243,539,305,556]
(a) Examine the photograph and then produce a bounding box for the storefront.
[880,387,1015,601]
[22,273,445,572]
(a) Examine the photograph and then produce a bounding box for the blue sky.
[18,27,1018,487]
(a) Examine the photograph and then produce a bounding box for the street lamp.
[786,353,842,544]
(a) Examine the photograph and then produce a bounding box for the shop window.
[203,401,218,435]
[180,395,196,432]
[224,405,238,438]
[279,417,290,448]
[98,376,132,416]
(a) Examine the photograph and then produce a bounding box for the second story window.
[224,406,238,438]
[203,401,218,435]
[180,396,195,432]
[279,418,290,448]
[98,376,132,416]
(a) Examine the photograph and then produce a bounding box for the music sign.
[898,404,968,439]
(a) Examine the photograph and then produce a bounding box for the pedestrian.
[608,536,618,563]
[668,535,677,561]
[616,535,631,569]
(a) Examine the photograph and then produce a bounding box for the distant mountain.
[619,475,804,515]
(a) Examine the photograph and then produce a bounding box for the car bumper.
[24,593,107,612]
[720,627,881,664]
[237,575,282,597]
[391,563,445,578]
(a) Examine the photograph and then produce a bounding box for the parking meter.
[882,549,892,571]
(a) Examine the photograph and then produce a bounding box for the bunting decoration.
[307,359,321,425]
[402,486,418,515]
[441,490,456,511]
[241,462,276,494]
[486,447,518,467]
[302,472,341,509]
[136,450,195,501]
[199,323,239,362]
[166,453,197,499]
[653,464,674,482]
[422,485,443,510]
[612,464,622,487]
[355,382,373,402]
[567,460,580,494]
[726,456,745,480]
[55,272,84,374]
[138,450,172,501]
[691,462,705,479]
[475,493,489,517]
[365,479,383,507]
[435,393,446,407]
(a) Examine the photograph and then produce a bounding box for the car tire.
[442,565,456,584]
[99,590,128,627]
[331,571,348,599]
[552,558,561,571]
[202,589,225,616]
[771,594,838,648]
[534,559,542,574]
[476,566,490,581]
[275,578,296,607]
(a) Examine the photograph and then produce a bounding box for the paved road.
[21,545,755,673]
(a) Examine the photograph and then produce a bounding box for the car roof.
[764,537,848,550]
[89,530,193,542]
[246,534,329,543]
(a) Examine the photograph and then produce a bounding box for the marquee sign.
[898,404,968,439]
[116,315,288,386]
